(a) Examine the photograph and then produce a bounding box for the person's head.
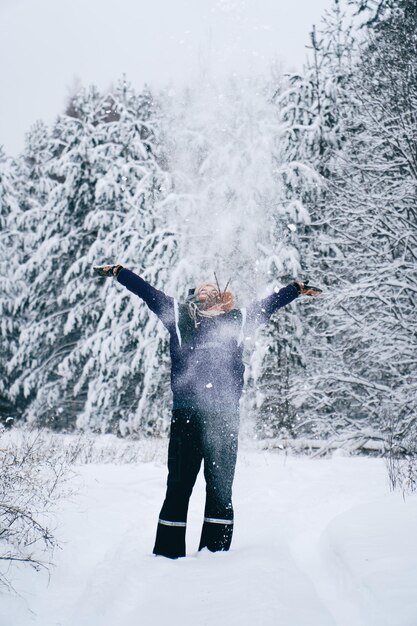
[196,282,220,304]
[194,281,235,312]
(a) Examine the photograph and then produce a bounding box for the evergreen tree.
[0,148,22,423]
[322,0,417,439]
[71,81,179,435]
[264,0,358,438]
[6,122,57,422]
[9,81,177,434]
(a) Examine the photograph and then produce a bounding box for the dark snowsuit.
[117,268,299,558]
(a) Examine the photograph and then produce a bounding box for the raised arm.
[246,283,301,328]
[93,264,175,329]
[244,280,322,328]
[117,268,175,329]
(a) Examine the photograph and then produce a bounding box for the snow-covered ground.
[2,442,417,626]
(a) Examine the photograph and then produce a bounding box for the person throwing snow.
[93,264,321,558]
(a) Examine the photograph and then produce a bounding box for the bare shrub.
[383,407,417,496]
[0,426,76,591]
[0,425,165,591]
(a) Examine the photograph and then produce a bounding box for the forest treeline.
[0,0,415,450]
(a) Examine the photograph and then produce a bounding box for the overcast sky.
[1,0,333,155]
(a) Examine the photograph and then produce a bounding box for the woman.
[93,264,321,558]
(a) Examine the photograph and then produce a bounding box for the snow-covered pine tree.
[272,0,360,439]
[66,80,179,435]
[321,0,417,442]
[10,81,177,434]
[9,88,106,429]
[0,148,23,423]
[6,122,58,422]
[250,90,316,439]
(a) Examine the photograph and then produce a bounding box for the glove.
[293,279,322,296]
[93,264,123,277]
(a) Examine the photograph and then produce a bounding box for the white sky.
[1,0,333,155]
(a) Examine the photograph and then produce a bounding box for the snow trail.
[2,446,417,626]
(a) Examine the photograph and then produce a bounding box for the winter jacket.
[117,269,299,409]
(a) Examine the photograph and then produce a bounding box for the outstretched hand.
[295,281,322,297]
[93,264,123,277]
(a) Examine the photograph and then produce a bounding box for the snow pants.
[153,404,239,558]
